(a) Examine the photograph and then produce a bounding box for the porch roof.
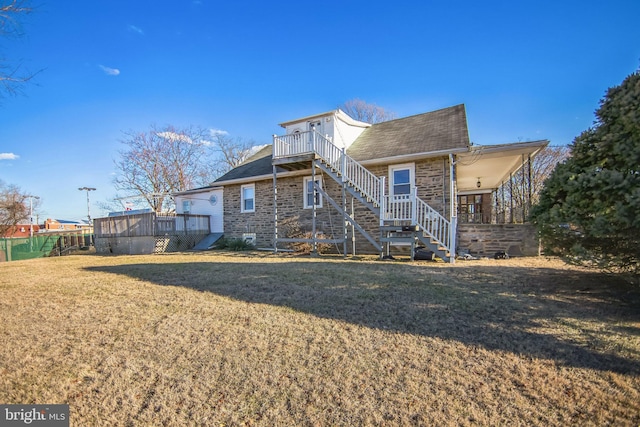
[456,140,549,193]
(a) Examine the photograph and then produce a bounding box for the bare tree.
[1,0,38,100]
[341,98,397,124]
[209,132,258,177]
[494,146,571,222]
[0,180,29,236]
[113,125,215,213]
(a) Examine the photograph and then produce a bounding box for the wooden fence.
[94,213,210,238]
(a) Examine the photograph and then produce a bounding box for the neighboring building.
[177,104,548,261]
[44,218,92,232]
[1,224,41,238]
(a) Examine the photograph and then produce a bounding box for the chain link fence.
[0,232,92,262]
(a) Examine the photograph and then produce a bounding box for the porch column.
[449,153,457,263]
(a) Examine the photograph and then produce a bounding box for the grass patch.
[1,253,639,425]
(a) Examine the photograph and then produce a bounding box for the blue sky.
[1,0,639,221]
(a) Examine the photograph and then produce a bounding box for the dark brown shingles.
[347,104,470,162]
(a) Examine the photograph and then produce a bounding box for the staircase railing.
[414,197,451,251]
[273,129,453,253]
[381,191,451,252]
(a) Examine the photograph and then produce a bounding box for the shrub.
[214,237,255,251]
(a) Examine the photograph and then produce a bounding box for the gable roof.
[346,104,470,162]
[214,104,472,185]
[214,145,282,184]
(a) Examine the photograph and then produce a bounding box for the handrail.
[414,197,451,250]
[310,130,382,207]
[381,193,451,250]
[273,129,452,252]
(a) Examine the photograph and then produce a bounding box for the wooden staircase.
[273,130,455,262]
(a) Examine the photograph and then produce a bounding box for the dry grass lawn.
[1,251,639,426]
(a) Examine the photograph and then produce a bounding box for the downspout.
[448,153,457,264]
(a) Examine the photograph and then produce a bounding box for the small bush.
[281,217,332,255]
[214,237,255,251]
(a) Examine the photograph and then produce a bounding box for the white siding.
[174,188,224,233]
[334,115,368,150]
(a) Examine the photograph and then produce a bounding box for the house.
[1,223,41,238]
[44,218,92,232]
[175,104,548,261]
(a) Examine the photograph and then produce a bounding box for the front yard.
[1,252,638,425]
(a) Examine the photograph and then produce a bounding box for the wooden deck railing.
[94,213,210,238]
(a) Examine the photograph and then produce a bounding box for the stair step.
[381,236,415,243]
[380,225,418,232]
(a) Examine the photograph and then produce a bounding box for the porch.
[456,140,548,225]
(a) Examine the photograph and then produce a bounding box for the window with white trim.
[304,176,323,209]
[389,163,415,197]
[241,184,255,213]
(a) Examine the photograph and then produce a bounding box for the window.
[241,184,255,213]
[182,200,191,213]
[389,163,415,197]
[458,194,483,223]
[304,176,323,209]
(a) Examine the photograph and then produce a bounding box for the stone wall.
[221,157,452,255]
[456,223,539,257]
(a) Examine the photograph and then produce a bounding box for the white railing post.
[341,147,347,181]
[411,187,418,225]
[449,216,457,263]
[272,134,278,157]
[379,176,386,226]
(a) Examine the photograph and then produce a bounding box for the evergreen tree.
[531,69,640,276]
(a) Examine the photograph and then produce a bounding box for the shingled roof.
[214,104,471,184]
[347,104,470,162]
[214,145,281,183]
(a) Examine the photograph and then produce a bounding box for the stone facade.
[222,157,453,255]
[456,223,539,257]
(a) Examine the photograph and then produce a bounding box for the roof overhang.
[214,169,310,186]
[278,109,370,129]
[456,140,549,193]
[358,147,470,166]
[172,186,222,197]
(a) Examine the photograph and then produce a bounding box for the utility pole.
[78,187,96,223]
[26,195,40,251]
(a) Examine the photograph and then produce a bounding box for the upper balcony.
[272,130,332,171]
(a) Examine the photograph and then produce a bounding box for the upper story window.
[241,184,255,213]
[304,176,323,209]
[389,163,415,197]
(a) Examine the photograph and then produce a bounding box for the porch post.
[449,153,457,263]
[379,176,386,227]
[509,172,514,224]
[527,153,532,221]
[521,154,526,222]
